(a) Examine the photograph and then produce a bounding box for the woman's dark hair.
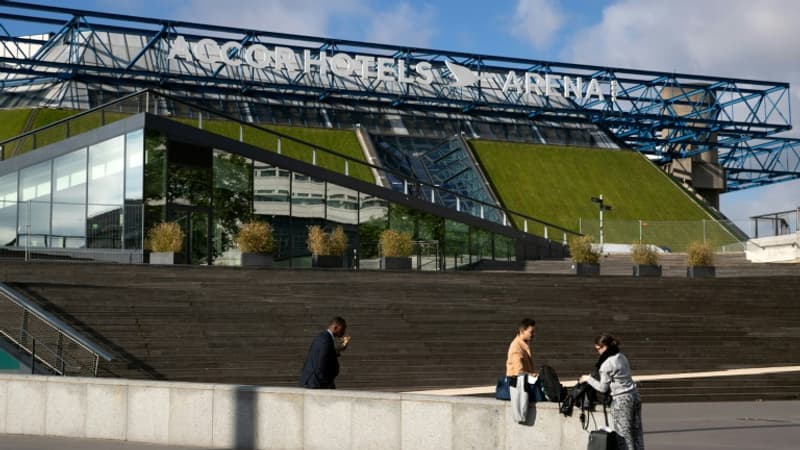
[517,318,536,335]
[594,333,620,351]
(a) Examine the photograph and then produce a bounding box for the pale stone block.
[401,400,453,450]
[561,411,590,450]
[86,383,127,440]
[45,381,86,437]
[6,378,46,434]
[304,393,352,450]
[212,387,258,449]
[453,402,505,450]
[0,379,7,433]
[351,397,401,450]
[506,402,561,450]
[169,387,213,447]
[255,391,304,450]
[127,385,170,444]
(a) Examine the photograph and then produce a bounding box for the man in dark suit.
[299,316,350,389]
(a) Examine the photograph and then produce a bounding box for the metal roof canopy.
[0,1,798,192]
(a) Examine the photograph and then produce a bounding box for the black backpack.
[538,364,567,402]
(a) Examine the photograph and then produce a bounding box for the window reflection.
[253,162,289,216]
[291,173,324,219]
[326,183,358,225]
[125,129,144,201]
[0,172,17,247]
[358,194,387,261]
[88,135,124,249]
[19,160,51,247]
[52,148,87,248]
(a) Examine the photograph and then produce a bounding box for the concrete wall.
[0,374,590,449]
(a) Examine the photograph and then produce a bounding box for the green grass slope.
[470,140,738,250]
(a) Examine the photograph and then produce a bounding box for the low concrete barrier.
[0,374,591,449]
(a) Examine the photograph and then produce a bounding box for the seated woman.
[506,318,537,379]
[580,334,644,450]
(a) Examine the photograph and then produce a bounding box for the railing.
[0,89,581,243]
[0,283,113,377]
[576,218,746,252]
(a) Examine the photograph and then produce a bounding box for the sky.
[11,0,800,232]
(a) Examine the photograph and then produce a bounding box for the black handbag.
[588,429,619,450]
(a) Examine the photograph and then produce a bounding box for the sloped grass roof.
[470,140,738,250]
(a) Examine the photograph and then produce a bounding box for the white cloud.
[363,3,437,47]
[165,0,437,47]
[171,0,363,37]
[511,0,565,50]
[562,0,800,223]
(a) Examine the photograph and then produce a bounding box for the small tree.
[380,229,413,257]
[631,242,659,266]
[306,225,349,256]
[327,226,349,256]
[236,221,274,254]
[147,222,184,253]
[687,241,714,267]
[568,235,600,264]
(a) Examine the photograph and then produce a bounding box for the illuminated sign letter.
[304,50,329,77]
[194,38,221,64]
[397,60,415,84]
[168,36,191,60]
[220,41,243,67]
[245,44,272,69]
[563,76,582,100]
[502,71,522,93]
[377,57,395,82]
[525,73,545,97]
[585,78,604,101]
[414,62,433,85]
[329,53,352,78]
[275,46,299,73]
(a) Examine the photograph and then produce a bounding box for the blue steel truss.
[0,1,798,191]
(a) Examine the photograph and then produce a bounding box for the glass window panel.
[213,149,253,261]
[88,135,124,216]
[445,219,469,270]
[290,173,324,219]
[358,194,387,263]
[0,172,18,246]
[326,183,358,225]
[253,162,289,216]
[495,234,516,261]
[18,160,51,247]
[88,135,124,248]
[470,227,492,262]
[125,129,144,201]
[51,148,87,248]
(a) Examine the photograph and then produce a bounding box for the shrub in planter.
[237,221,274,267]
[379,229,413,270]
[307,225,349,268]
[631,242,662,277]
[568,235,600,276]
[147,222,184,265]
[686,240,715,278]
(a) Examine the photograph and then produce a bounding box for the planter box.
[687,266,716,279]
[150,252,174,265]
[382,256,412,270]
[633,264,662,277]
[241,253,273,268]
[313,255,343,268]
[575,262,600,277]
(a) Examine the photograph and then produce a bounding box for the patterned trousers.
[609,390,644,450]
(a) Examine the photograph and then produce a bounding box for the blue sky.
[12,0,800,231]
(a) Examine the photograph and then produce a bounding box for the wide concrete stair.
[1,262,798,403]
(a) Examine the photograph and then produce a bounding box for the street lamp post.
[591,194,612,250]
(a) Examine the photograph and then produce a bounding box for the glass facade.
[0,125,517,268]
[0,130,144,262]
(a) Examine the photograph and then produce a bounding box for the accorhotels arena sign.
[168,36,618,104]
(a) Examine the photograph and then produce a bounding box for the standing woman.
[579,334,644,450]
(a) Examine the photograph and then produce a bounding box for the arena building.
[0,1,798,267]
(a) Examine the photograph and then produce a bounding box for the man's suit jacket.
[299,331,339,389]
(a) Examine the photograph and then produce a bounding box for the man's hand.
[338,336,351,352]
